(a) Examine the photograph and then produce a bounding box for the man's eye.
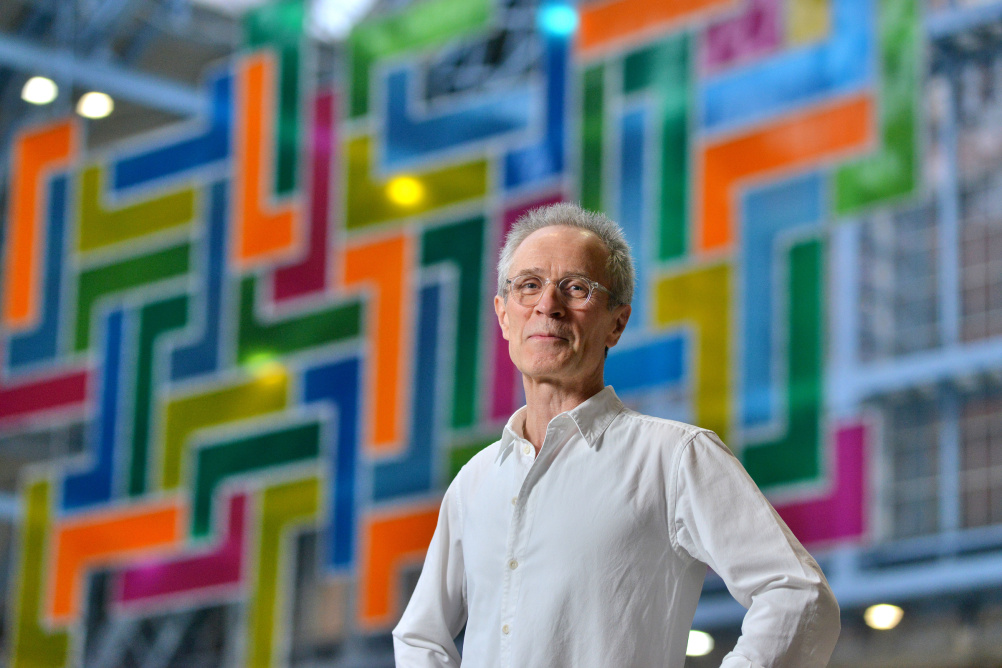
[518,279,541,291]
[563,280,589,295]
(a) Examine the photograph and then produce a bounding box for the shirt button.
[511,496,517,506]
[502,624,510,635]
[509,559,518,570]
[522,445,532,456]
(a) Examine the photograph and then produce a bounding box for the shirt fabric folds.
[393,386,840,667]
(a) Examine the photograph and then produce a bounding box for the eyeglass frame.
[503,273,616,309]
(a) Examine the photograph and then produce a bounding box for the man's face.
[494,225,631,388]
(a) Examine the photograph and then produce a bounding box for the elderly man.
[393,203,840,667]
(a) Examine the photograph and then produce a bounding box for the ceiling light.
[311,0,377,41]
[864,603,904,630]
[538,3,579,37]
[387,176,425,207]
[686,630,714,657]
[77,92,114,119]
[22,76,58,105]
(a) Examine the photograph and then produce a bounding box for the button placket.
[500,438,543,668]
[500,426,570,666]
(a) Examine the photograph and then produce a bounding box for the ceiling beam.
[0,32,207,117]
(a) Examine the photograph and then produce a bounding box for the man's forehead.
[512,225,607,261]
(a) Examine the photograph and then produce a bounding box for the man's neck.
[521,377,604,453]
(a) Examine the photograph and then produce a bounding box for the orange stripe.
[358,505,439,628]
[699,95,874,253]
[234,52,298,267]
[2,121,75,328]
[49,500,182,623]
[343,234,412,452]
[578,0,735,56]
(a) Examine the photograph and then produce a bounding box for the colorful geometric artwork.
[2,0,923,663]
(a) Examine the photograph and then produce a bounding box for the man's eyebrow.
[513,267,598,276]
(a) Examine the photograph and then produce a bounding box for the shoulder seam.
[616,408,707,438]
[668,431,702,562]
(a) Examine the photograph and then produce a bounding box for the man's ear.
[494,295,510,341]
[605,304,631,349]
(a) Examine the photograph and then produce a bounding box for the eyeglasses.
[504,274,614,309]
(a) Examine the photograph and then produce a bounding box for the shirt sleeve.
[392,477,468,667]
[671,430,840,668]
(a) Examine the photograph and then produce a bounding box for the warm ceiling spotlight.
[76,92,114,119]
[22,76,58,105]
[864,603,904,630]
[686,630,714,657]
[387,176,425,207]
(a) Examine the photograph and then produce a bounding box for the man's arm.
[393,480,467,667]
[672,430,840,668]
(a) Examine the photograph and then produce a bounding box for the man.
[393,203,840,667]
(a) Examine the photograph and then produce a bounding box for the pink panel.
[776,422,868,547]
[0,358,90,425]
[701,0,782,74]
[114,493,247,608]
[272,91,336,302]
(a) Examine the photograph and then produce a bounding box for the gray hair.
[496,202,635,307]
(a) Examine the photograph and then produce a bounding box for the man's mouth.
[528,333,568,341]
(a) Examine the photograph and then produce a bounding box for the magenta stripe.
[776,422,868,546]
[701,0,782,74]
[115,493,247,606]
[272,90,336,302]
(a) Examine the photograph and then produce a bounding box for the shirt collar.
[497,386,624,463]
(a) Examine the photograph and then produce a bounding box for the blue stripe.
[304,357,362,571]
[740,172,824,428]
[113,71,231,190]
[700,0,874,132]
[372,281,442,500]
[62,309,125,510]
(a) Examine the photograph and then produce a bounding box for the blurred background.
[0,0,1001,665]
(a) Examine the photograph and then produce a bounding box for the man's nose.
[534,282,566,316]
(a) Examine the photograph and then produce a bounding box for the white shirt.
[393,387,840,667]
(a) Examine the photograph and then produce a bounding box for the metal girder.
[0,32,207,117]
[927,0,1002,40]
[0,492,19,520]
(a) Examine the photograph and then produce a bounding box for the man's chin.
[518,357,575,379]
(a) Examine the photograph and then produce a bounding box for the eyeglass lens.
[510,276,593,306]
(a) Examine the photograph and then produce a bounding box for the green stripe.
[130,295,188,496]
[421,217,486,429]
[623,35,690,260]
[237,276,363,363]
[75,244,190,351]
[581,65,605,212]
[834,0,918,213]
[742,238,823,489]
[348,0,492,117]
[244,0,304,195]
[192,421,321,537]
